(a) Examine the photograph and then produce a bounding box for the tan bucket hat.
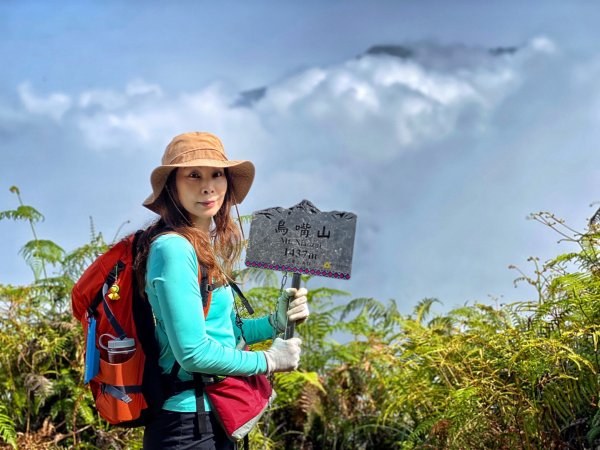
[143,132,255,213]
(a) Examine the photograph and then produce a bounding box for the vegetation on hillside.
[1,187,600,449]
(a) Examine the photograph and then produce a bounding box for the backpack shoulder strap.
[229,281,254,315]
[199,265,212,318]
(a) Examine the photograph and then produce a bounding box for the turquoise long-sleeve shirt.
[145,233,272,412]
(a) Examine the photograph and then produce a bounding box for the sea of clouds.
[3,36,599,311]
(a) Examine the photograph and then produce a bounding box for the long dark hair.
[134,168,242,293]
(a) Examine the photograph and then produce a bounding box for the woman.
[134,132,308,450]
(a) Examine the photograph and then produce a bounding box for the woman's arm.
[230,310,275,345]
[230,288,310,345]
[148,235,267,375]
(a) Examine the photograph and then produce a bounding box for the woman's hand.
[272,288,310,333]
[263,337,302,374]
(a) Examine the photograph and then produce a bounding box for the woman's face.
[175,166,228,230]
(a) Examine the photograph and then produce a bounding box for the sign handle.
[284,273,302,340]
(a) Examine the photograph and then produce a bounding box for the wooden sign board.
[245,200,357,279]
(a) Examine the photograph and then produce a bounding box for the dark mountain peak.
[232,86,267,108]
[489,46,519,56]
[363,45,414,59]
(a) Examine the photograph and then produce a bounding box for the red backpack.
[71,231,213,426]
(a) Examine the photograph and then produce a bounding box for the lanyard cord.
[233,297,246,345]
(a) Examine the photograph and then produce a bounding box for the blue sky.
[2,0,600,312]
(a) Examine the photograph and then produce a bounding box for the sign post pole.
[284,273,302,340]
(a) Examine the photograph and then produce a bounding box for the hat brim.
[143,159,255,213]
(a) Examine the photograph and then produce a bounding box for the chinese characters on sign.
[295,222,311,237]
[276,220,288,236]
[245,200,357,279]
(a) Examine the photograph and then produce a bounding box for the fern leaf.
[0,204,44,223]
[0,409,17,448]
[20,239,65,265]
[414,298,440,324]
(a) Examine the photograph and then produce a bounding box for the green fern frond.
[413,298,440,324]
[19,238,65,280]
[238,213,253,224]
[61,236,108,280]
[340,297,385,321]
[20,239,65,265]
[0,204,44,223]
[235,267,279,287]
[308,286,350,300]
[0,406,17,448]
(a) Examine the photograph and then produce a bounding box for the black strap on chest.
[228,280,254,315]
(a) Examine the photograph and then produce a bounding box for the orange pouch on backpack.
[95,345,147,424]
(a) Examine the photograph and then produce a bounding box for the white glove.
[272,288,310,333]
[263,337,302,374]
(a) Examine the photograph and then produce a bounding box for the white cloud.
[14,39,549,161]
[78,80,163,110]
[18,82,72,121]
[125,79,163,97]
[10,37,581,307]
[262,68,328,112]
[79,89,127,110]
[530,36,557,54]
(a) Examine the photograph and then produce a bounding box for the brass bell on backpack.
[107,284,121,301]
